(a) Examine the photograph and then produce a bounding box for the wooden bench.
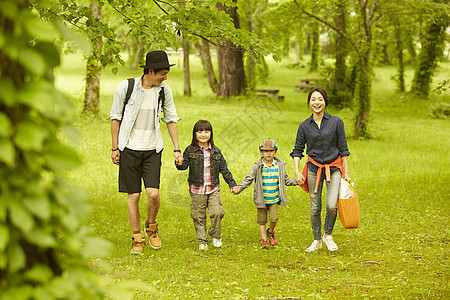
[295,78,329,91]
[254,89,285,101]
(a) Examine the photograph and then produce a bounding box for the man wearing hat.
[232,139,298,249]
[109,50,182,254]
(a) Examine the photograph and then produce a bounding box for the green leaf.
[34,42,60,69]
[44,142,82,171]
[0,137,15,167]
[111,67,118,75]
[24,196,51,220]
[0,224,9,252]
[0,78,17,106]
[24,18,58,42]
[61,124,81,145]
[0,2,18,19]
[49,277,79,299]
[26,264,53,284]
[0,252,6,269]
[17,81,55,113]
[55,20,92,56]
[81,237,112,258]
[0,112,12,137]
[7,242,26,272]
[18,48,46,75]
[9,201,34,234]
[14,121,48,151]
[25,228,56,247]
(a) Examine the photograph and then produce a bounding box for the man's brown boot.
[146,222,161,250]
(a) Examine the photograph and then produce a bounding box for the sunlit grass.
[56,52,449,299]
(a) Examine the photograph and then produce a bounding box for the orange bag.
[338,180,360,229]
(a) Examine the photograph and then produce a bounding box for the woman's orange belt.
[301,156,344,194]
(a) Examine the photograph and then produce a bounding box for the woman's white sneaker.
[305,240,322,252]
[199,244,208,251]
[323,235,338,251]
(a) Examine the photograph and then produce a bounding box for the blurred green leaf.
[24,196,51,220]
[34,42,60,69]
[43,141,82,171]
[17,81,55,113]
[0,112,12,137]
[18,48,46,75]
[49,277,79,299]
[9,201,34,234]
[7,241,26,273]
[24,17,57,42]
[81,237,112,258]
[61,124,81,145]
[14,121,48,151]
[0,224,9,252]
[55,20,92,56]
[0,78,16,106]
[0,137,15,167]
[26,264,53,284]
[25,228,56,247]
[0,1,18,19]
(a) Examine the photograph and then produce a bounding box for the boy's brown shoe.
[146,222,162,250]
[130,237,145,254]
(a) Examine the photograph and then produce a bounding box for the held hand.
[111,150,120,165]
[174,158,184,166]
[174,152,183,166]
[295,171,305,185]
[231,186,240,194]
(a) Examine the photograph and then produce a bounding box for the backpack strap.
[121,78,135,120]
[159,87,165,110]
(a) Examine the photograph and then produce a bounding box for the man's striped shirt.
[262,161,280,205]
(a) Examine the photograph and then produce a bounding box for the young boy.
[232,139,298,249]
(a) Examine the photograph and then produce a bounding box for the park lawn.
[56,52,449,299]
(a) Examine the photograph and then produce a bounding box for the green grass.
[56,52,449,299]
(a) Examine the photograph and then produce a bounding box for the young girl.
[290,88,351,252]
[176,120,238,250]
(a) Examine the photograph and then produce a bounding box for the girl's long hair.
[191,120,214,147]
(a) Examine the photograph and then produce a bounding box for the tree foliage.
[0,0,108,298]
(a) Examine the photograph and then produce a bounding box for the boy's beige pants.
[189,189,225,245]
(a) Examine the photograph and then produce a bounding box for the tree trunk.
[309,23,319,71]
[394,19,405,92]
[82,1,102,116]
[354,52,371,138]
[196,39,218,94]
[216,1,246,98]
[182,32,192,96]
[354,3,373,139]
[332,2,347,106]
[410,17,448,98]
[131,43,145,69]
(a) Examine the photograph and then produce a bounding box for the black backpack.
[121,78,165,120]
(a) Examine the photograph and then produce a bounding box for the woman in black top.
[291,88,350,252]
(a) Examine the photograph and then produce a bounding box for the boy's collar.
[262,159,276,168]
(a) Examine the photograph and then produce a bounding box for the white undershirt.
[126,88,157,150]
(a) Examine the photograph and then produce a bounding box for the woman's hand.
[344,172,351,182]
[295,170,305,185]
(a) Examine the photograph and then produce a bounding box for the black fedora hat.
[140,50,175,69]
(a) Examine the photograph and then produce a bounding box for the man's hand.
[111,149,120,165]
